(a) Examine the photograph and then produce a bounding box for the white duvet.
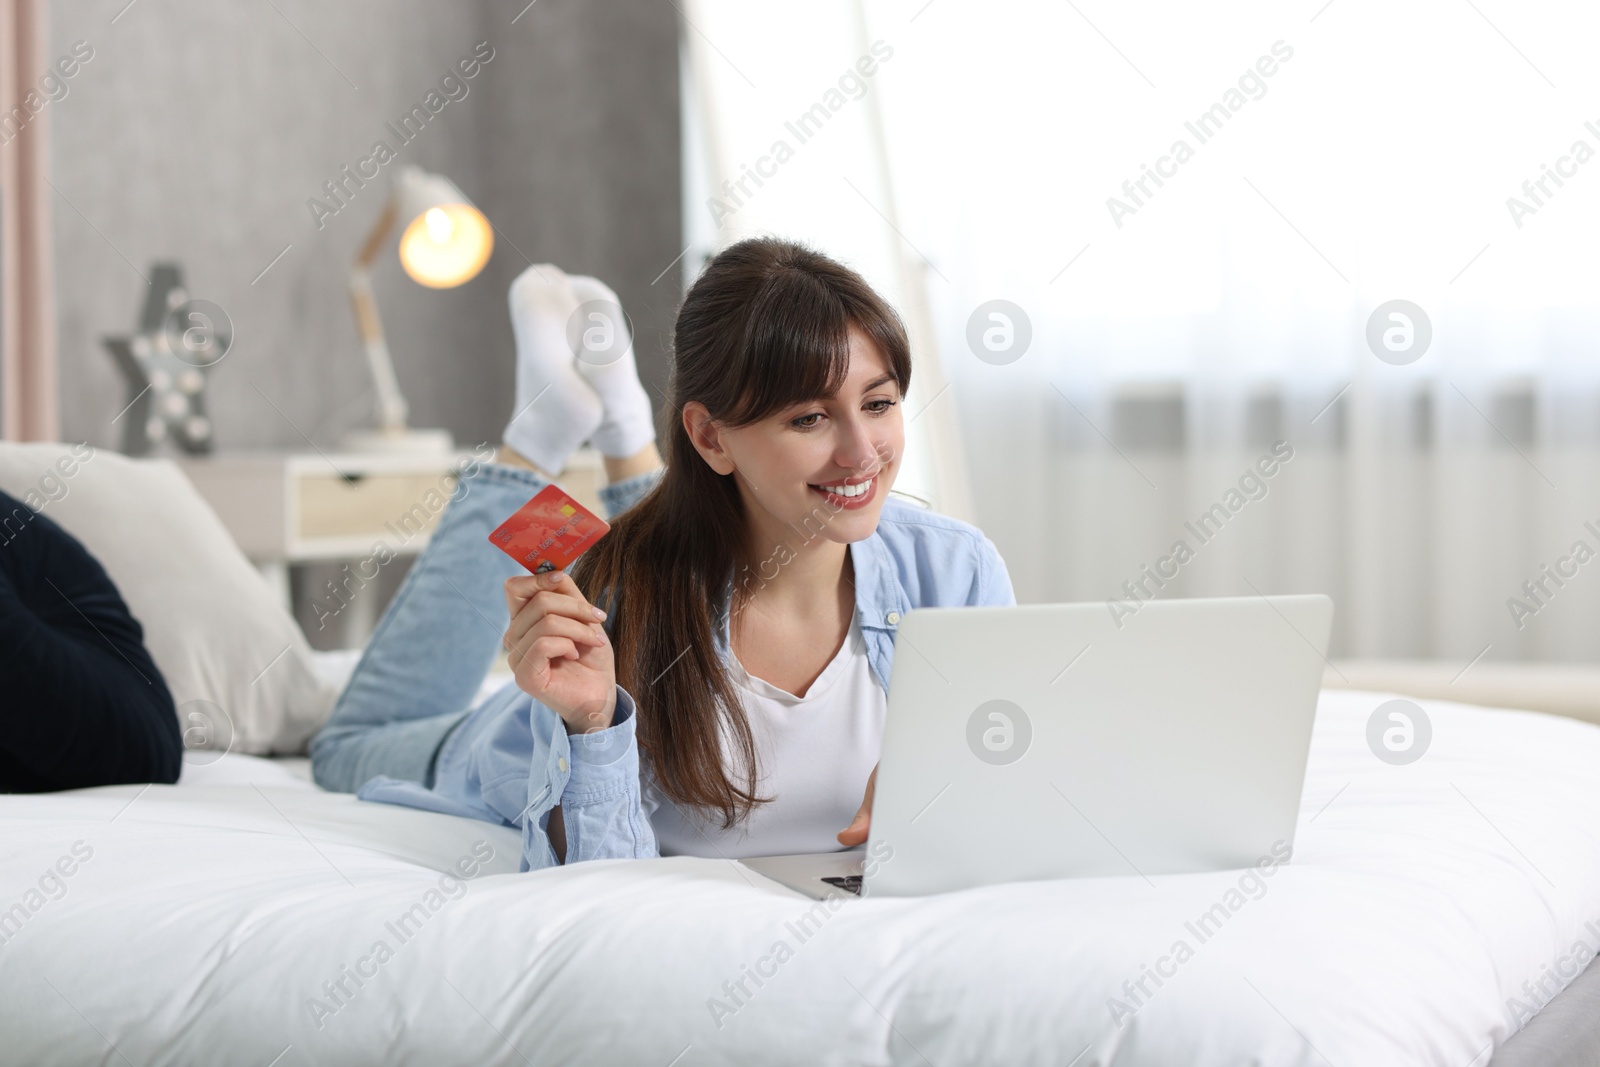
[3,689,1599,1067]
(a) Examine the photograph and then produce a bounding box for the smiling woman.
[573,238,914,831]
[311,236,1016,872]
[728,354,900,608]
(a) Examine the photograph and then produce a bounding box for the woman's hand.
[503,570,617,733]
[837,765,877,847]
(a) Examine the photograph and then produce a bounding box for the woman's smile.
[808,473,878,510]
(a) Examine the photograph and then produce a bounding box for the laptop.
[740,594,1333,898]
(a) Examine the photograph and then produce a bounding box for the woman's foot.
[566,274,658,460]
[503,264,604,476]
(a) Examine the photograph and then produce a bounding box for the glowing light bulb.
[399,201,493,288]
[424,207,454,245]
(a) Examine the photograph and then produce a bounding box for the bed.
[3,445,1597,1064]
[4,686,1599,1066]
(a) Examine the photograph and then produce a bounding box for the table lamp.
[344,165,494,452]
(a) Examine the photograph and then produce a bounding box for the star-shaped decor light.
[103,263,232,456]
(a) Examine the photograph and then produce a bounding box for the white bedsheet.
[3,690,1599,1066]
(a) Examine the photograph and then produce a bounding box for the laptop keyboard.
[821,875,863,895]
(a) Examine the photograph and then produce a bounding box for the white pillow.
[0,442,337,756]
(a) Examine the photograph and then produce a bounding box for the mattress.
[2,689,1599,1066]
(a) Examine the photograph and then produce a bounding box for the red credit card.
[487,484,611,574]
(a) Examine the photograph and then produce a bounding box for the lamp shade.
[392,166,493,288]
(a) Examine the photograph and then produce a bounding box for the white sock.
[503,264,603,475]
[565,274,657,458]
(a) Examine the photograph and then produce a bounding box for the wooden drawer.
[296,470,459,540]
[179,449,607,563]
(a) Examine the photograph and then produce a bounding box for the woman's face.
[686,326,905,552]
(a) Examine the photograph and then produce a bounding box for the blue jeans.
[309,462,656,794]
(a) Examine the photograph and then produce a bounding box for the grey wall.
[50,0,680,452]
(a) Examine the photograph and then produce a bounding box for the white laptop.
[740,594,1333,898]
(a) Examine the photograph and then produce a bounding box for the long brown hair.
[571,237,912,828]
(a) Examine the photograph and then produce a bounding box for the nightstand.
[178,448,606,610]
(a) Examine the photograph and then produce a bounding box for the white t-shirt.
[648,615,886,858]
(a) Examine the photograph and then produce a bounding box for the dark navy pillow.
[0,489,180,792]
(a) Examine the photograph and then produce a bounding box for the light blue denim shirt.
[358,496,1016,871]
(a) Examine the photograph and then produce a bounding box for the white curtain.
[682,0,1600,663]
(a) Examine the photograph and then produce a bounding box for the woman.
[310,237,1014,869]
